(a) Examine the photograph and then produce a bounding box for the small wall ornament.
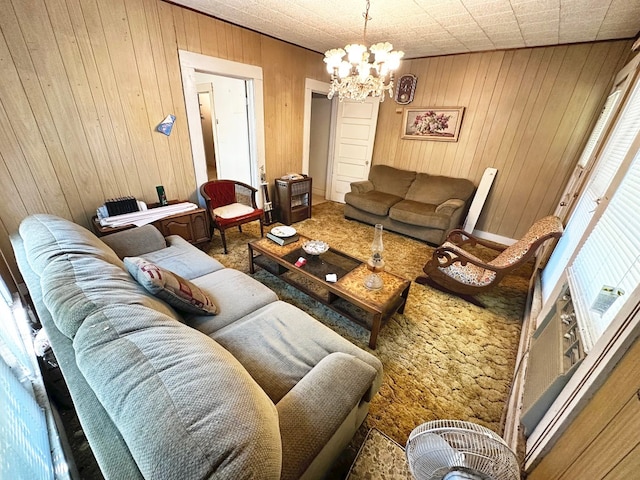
[395,74,417,105]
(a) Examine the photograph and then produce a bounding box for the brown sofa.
[344,165,476,245]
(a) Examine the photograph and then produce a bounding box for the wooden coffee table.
[248,235,411,349]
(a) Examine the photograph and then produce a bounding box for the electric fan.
[405,420,520,480]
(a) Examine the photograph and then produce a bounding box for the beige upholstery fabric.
[389,200,450,230]
[368,165,416,197]
[437,241,496,287]
[344,190,403,216]
[405,173,475,205]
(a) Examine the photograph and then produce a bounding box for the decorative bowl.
[302,240,329,256]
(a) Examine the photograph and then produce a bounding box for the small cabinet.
[153,209,210,247]
[275,176,312,225]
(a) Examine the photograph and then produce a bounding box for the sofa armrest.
[101,225,166,259]
[276,352,378,480]
[350,180,374,194]
[435,198,466,217]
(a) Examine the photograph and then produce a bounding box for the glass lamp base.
[364,273,384,291]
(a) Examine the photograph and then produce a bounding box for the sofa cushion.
[73,304,282,479]
[101,225,167,259]
[20,214,122,273]
[124,257,217,315]
[210,301,383,404]
[344,191,403,216]
[389,200,451,230]
[405,173,475,205]
[368,165,416,197]
[183,268,279,334]
[141,235,224,279]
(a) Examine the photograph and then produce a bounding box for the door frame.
[302,78,336,200]
[179,50,266,206]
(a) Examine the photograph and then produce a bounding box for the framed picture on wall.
[401,107,465,141]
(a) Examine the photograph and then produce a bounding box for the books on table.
[266,232,299,245]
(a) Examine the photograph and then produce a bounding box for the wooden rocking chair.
[416,215,563,307]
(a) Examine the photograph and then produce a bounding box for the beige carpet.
[207,201,526,448]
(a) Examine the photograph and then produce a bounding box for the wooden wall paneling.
[157,1,196,203]
[502,44,592,235]
[474,49,539,233]
[198,14,219,58]
[450,52,493,180]
[606,443,640,478]
[13,0,105,223]
[529,40,632,224]
[14,0,101,226]
[171,4,188,50]
[78,0,145,201]
[0,153,30,233]
[231,24,244,61]
[99,0,164,203]
[126,0,180,201]
[215,18,229,59]
[519,43,612,232]
[480,47,566,236]
[47,0,122,200]
[563,395,640,479]
[142,0,190,202]
[455,51,506,182]
[440,54,471,178]
[527,338,640,480]
[182,8,201,54]
[241,29,261,66]
[66,0,133,199]
[0,0,80,222]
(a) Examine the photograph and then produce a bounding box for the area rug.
[207,201,527,473]
[346,428,412,479]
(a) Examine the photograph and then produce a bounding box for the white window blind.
[542,78,640,301]
[576,90,621,168]
[568,150,640,346]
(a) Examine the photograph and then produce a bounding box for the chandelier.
[323,0,404,102]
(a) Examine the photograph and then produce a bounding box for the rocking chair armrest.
[433,244,500,272]
[445,229,507,252]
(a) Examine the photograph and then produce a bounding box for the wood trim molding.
[302,78,331,176]
[178,50,266,206]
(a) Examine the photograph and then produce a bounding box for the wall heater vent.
[521,284,586,434]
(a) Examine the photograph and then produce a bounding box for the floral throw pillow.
[124,257,217,315]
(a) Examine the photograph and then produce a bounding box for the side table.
[93,206,210,248]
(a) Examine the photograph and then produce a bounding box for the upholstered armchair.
[416,215,563,306]
[200,180,264,253]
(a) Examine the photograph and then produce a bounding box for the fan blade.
[407,432,466,474]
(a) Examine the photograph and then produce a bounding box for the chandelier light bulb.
[323,1,403,102]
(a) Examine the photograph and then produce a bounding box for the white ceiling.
[171,0,640,59]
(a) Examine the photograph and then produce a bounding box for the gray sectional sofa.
[11,214,383,480]
[344,165,476,245]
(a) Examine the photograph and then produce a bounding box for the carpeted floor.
[208,201,528,475]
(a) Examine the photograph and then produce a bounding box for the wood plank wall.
[374,41,632,239]
[527,334,640,478]
[0,0,325,287]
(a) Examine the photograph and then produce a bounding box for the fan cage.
[406,420,520,480]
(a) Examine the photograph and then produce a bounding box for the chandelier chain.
[362,0,371,44]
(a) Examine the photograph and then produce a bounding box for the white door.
[329,98,380,203]
[210,75,253,185]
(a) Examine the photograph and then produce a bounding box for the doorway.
[302,79,334,205]
[196,73,253,185]
[179,50,266,207]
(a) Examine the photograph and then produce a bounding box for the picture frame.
[401,107,465,141]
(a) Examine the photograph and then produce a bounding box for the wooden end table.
[248,235,410,349]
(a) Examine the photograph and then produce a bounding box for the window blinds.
[542,78,640,301]
[568,150,640,346]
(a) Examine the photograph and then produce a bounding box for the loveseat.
[11,214,383,480]
[344,165,476,245]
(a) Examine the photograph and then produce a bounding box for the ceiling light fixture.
[323,0,404,102]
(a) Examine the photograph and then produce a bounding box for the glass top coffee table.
[248,235,411,349]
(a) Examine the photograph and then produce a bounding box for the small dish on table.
[270,226,297,238]
[302,240,329,256]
